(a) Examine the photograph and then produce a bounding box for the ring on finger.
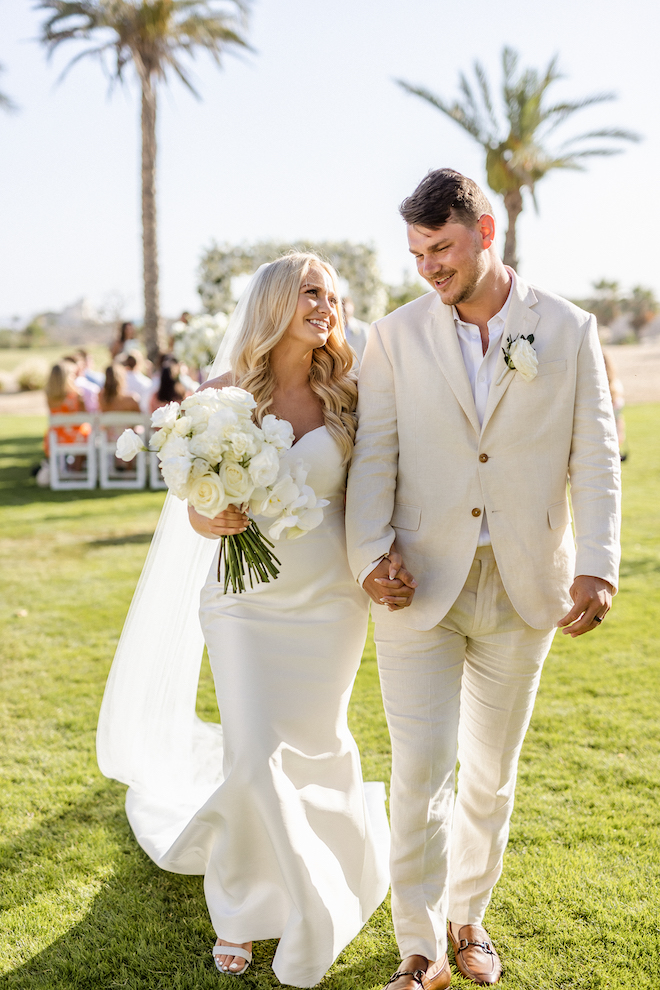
[593,614,604,624]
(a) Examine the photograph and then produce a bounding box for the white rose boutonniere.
[499,333,538,383]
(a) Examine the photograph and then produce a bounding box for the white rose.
[219,459,254,502]
[188,472,229,518]
[261,414,294,451]
[115,429,144,461]
[172,415,193,437]
[151,401,180,431]
[508,337,538,382]
[149,428,169,452]
[229,430,259,459]
[190,457,211,480]
[159,434,192,462]
[161,455,193,498]
[182,388,223,411]
[248,445,280,487]
[219,386,257,412]
[189,431,227,463]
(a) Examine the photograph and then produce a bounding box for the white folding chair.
[149,450,167,490]
[98,412,149,490]
[48,413,97,490]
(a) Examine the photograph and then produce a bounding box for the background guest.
[100,364,141,414]
[122,351,153,414]
[149,358,191,412]
[110,321,140,359]
[75,348,105,387]
[63,354,100,412]
[43,361,91,460]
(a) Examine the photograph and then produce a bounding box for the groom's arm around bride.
[345,168,621,989]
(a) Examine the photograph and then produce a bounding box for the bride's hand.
[363,550,418,610]
[188,504,249,539]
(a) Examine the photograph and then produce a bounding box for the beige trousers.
[375,546,556,961]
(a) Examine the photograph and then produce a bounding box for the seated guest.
[63,354,100,412]
[100,364,141,414]
[44,362,91,460]
[75,348,105,387]
[149,358,191,412]
[122,351,153,414]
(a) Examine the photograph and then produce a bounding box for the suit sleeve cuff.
[358,556,387,587]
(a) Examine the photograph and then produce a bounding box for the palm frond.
[396,79,492,146]
[474,60,500,140]
[559,127,642,146]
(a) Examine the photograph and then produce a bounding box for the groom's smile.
[408,219,490,308]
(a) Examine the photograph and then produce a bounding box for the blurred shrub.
[15,359,49,391]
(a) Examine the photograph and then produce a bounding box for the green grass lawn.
[0,409,659,989]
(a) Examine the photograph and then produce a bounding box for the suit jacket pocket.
[548,499,570,530]
[392,502,421,532]
[536,359,568,377]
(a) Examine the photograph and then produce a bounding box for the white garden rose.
[508,337,538,382]
[151,401,180,431]
[158,434,192,462]
[260,414,294,451]
[182,388,224,411]
[219,459,253,501]
[189,431,227,463]
[115,429,144,461]
[149,428,169,452]
[172,415,193,437]
[248,444,280,487]
[160,455,193,499]
[188,472,228,518]
[228,430,259,459]
[218,386,257,413]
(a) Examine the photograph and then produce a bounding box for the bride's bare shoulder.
[199,372,235,392]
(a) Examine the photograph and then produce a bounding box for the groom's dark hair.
[400,169,493,229]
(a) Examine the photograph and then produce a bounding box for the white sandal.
[212,942,253,976]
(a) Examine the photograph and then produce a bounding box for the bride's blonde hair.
[229,252,358,464]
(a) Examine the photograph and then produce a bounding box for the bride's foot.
[213,939,253,975]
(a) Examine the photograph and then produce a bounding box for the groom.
[345,169,621,988]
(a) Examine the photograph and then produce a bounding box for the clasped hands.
[362,551,418,611]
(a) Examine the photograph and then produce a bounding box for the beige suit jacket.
[345,275,621,631]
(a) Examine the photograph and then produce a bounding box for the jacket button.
[472,507,482,517]
[479,453,489,462]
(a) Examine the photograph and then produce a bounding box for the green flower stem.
[217,520,282,594]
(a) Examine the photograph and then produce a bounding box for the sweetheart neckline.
[289,425,327,450]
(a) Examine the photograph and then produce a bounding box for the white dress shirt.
[358,273,514,586]
[453,273,513,545]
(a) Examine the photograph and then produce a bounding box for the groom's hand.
[363,551,418,611]
[557,575,613,637]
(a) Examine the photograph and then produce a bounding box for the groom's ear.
[477,214,496,251]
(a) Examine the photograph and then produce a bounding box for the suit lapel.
[481,277,540,433]
[424,294,481,435]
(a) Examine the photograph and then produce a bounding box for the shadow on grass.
[89,532,154,547]
[0,783,396,990]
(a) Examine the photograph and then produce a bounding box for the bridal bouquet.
[116,387,328,593]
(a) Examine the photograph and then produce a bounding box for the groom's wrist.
[358,556,388,587]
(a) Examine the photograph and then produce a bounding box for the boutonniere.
[496,333,538,385]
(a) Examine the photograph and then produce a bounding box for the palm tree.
[38,1,251,360]
[397,47,640,270]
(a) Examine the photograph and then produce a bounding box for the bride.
[97,253,401,987]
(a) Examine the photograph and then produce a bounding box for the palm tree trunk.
[141,74,163,362]
[503,188,523,270]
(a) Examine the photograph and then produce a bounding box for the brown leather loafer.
[383,954,451,990]
[448,924,502,985]
[422,954,451,989]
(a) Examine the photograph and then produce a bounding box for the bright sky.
[1,0,659,323]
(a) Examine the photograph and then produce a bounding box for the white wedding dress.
[99,425,390,988]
